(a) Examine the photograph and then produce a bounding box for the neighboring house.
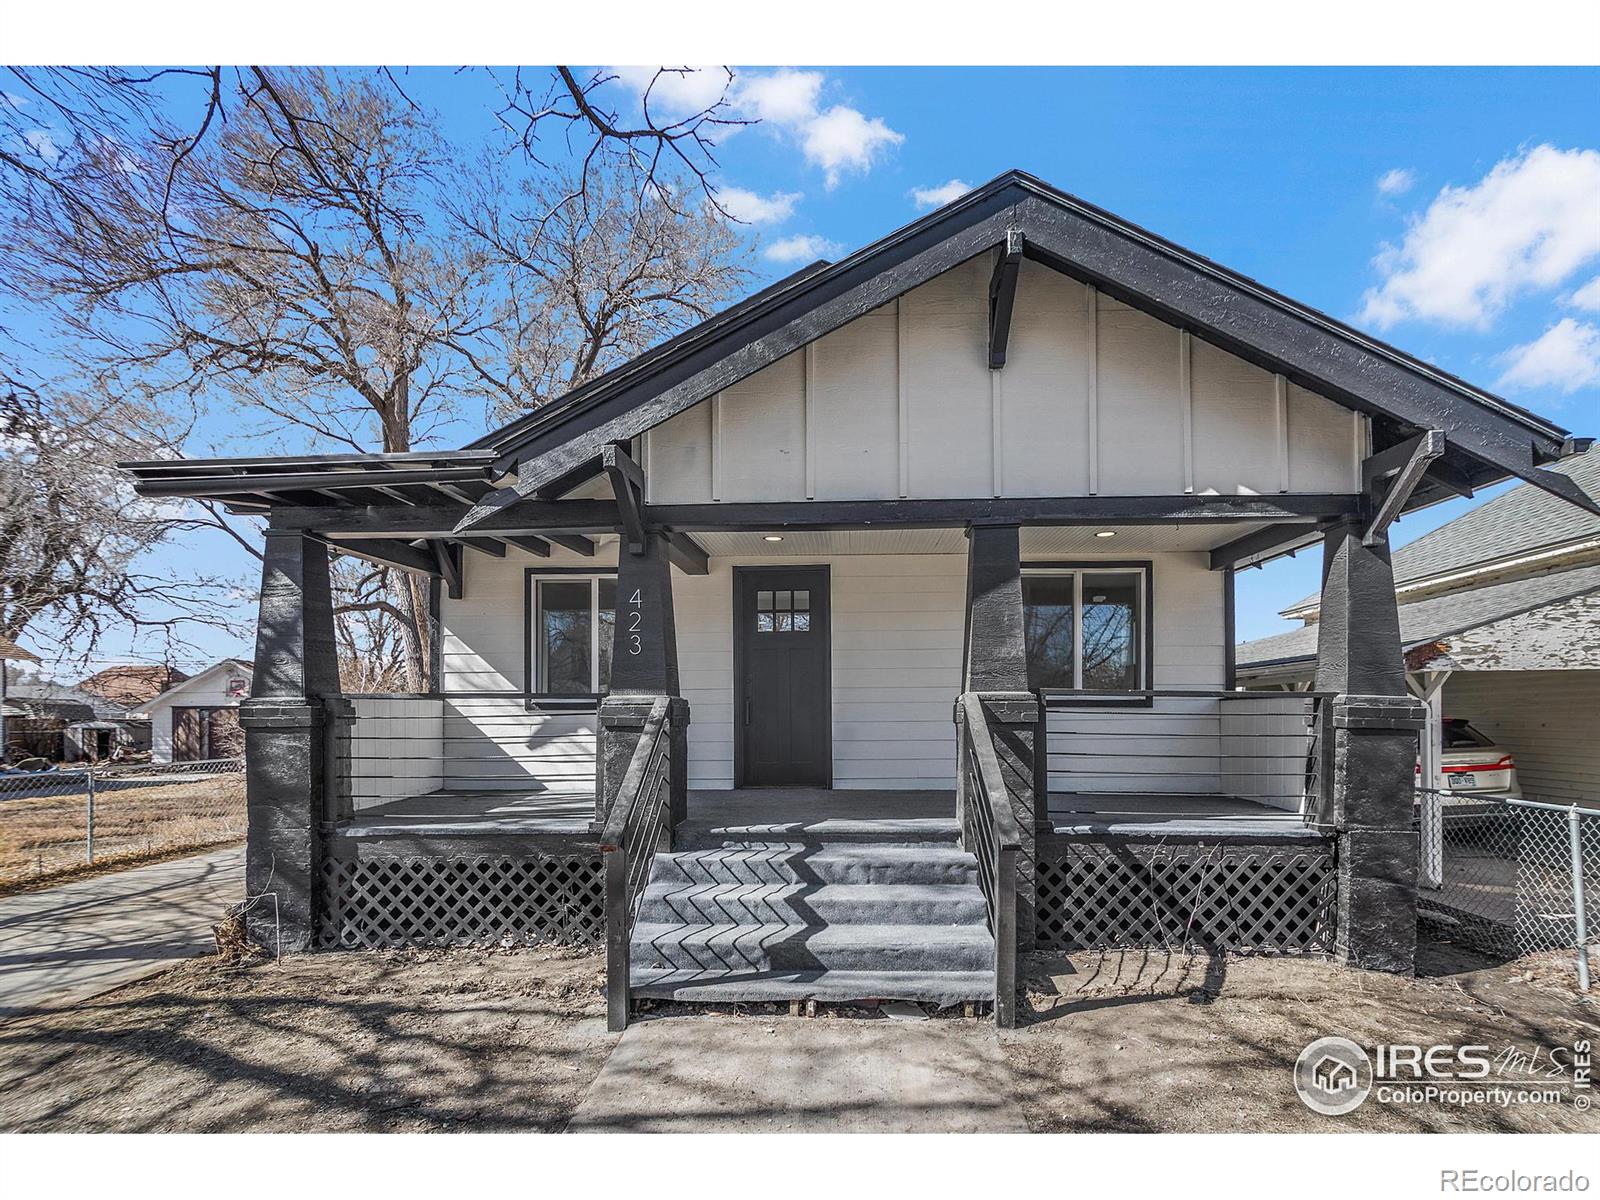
[141,659,252,763]
[124,170,1596,1026]
[1,676,139,762]
[73,664,187,755]
[1236,447,1600,805]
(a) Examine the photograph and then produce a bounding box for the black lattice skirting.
[1036,841,1337,954]
[318,854,605,949]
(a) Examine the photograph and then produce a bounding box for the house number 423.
[627,588,643,656]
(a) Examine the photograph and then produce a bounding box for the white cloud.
[801,107,903,188]
[609,66,904,188]
[21,128,58,161]
[1375,167,1417,197]
[911,179,972,209]
[736,69,823,126]
[1568,275,1600,312]
[1358,145,1600,330]
[764,233,843,264]
[1495,318,1600,394]
[715,186,802,225]
[608,66,732,118]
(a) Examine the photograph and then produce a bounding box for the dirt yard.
[0,947,616,1132]
[1006,942,1600,1133]
[1,939,1595,1133]
[0,771,244,893]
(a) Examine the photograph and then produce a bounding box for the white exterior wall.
[1440,670,1600,805]
[646,257,1364,506]
[439,546,1234,793]
[437,543,618,796]
[673,551,967,790]
[145,664,250,763]
[1042,553,1228,793]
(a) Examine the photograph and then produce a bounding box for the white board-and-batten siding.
[645,256,1364,506]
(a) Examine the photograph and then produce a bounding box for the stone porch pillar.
[961,523,1043,949]
[597,531,688,832]
[239,528,342,952]
[1314,518,1425,973]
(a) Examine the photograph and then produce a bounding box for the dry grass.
[0,771,244,893]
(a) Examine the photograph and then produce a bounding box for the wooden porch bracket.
[1362,429,1444,546]
[988,229,1024,369]
[429,539,463,599]
[603,443,647,554]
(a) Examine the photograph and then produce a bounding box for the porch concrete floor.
[1048,792,1311,837]
[684,788,957,840]
[344,787,1312,838]
[343,790,595,835]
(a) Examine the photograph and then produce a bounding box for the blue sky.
[29,65,1600,672]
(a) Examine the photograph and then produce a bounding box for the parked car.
[1437,718,1521,799]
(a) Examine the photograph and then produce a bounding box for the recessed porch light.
[763,534,784,542]
[1094,530,1117,538]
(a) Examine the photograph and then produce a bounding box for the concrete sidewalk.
[0,846,243,1018]
[567,1016,1028,1132]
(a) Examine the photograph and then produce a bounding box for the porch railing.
[323,692,600,820]
[957,692,1022,1029]
[1044,689,1334,816]
[600,696,674,1032]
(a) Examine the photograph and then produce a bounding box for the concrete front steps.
[628,830,997,1008]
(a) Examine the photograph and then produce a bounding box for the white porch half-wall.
[427,533,1249,797]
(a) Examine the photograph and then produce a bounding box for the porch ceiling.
[689,523,1272,559]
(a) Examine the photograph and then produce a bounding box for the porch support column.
[1313,518,1425,974]
[239,528,345,952]
[597,531,688,832]
[962,523,1042,950]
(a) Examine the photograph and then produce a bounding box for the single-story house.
[124,170,1596,1027]
[1236,446,1600,806]
[1,678,141,762]
[141,659,253,763]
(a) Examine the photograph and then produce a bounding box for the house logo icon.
[1294,1037,1373,1116]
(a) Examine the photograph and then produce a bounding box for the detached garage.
[143,659,253,763]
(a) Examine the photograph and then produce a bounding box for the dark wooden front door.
[735,566,831,787]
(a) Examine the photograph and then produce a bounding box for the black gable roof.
[456,169,1594,533]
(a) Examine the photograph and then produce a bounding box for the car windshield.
[1442,719,1493,749]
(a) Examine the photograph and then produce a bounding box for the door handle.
[744,696,752,727]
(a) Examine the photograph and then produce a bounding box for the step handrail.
[601,695,673,1032]
[958,691,1021,1028]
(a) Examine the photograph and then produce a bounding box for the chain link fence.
[1416,788,1597,990]
[0,758,244,891]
